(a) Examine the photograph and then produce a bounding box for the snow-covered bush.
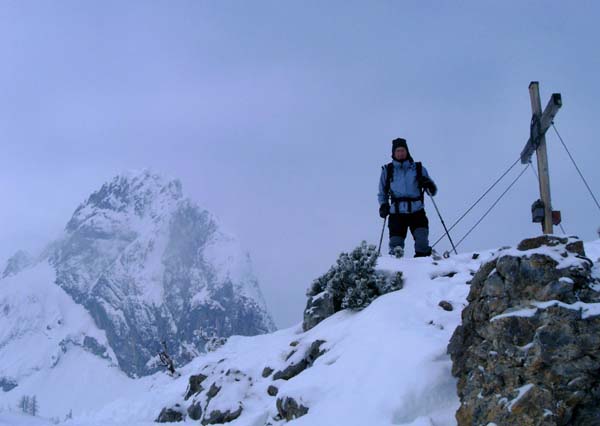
[308,241,403,311]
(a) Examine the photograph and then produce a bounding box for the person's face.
[394,147,407,161]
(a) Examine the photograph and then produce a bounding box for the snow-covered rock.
[448,235,600,426]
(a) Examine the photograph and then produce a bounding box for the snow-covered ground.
[0,261,133,421]
[2,239,599,426]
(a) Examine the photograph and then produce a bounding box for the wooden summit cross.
[520,81,562,235]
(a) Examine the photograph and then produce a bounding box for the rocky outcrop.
[448,235,600,426]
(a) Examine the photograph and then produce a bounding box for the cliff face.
[448,235,600,426]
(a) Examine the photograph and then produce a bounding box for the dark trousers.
[388,209,431,256]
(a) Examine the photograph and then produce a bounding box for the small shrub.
[309,241,403,311]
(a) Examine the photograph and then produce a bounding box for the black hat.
[391,138,413,161]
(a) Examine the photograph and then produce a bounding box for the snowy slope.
[8,246,493,425]
[0,260,132,420]
[2,239,598,426]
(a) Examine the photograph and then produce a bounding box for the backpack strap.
[384,162,394,200]
[415,161,424,202]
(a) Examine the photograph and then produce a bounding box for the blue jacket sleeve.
[422,166,438,196]
[378,166,388,205]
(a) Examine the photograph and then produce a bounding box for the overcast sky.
[1,1,599,328]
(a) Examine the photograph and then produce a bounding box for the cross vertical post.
[528,82,553,234]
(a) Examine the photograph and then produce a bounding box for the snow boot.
[389,246,404,258]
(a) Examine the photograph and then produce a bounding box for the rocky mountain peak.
[66,169,183,233]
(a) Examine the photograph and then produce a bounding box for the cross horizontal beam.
[520,92,562,164]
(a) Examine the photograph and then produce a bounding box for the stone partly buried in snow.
[273,340,327,381]
[187,401,202,421]
[155,405,185,423]
[201,405,243,425]
[184,373,208,400]
[438,300,454,311]
[448,235,600,426]
[276,396,310,421]
[303,241,403,331]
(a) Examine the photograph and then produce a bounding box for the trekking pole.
[377,216,387,256]
[428,194,458,255]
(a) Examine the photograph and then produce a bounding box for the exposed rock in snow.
[449,235,600,426]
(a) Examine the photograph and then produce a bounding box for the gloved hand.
[379,203,390,218]
[419,176,437,196]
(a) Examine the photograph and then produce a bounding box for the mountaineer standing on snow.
[378,138,437,257]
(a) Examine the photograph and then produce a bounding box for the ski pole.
[428,194,458,255]
[377,216,387,256]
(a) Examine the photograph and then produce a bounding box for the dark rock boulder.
[448,236,600,426]
[206,382,221,399]
[201,405,242,425]
[185,373,207,400]
[303,290,335,332]
[273,340,326,381]
[276,397,309,421]
[438,300,453,311]
[156,405,184,423]
[261,366,273,378]
[0,377,17,392]
[187,401,202,421]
